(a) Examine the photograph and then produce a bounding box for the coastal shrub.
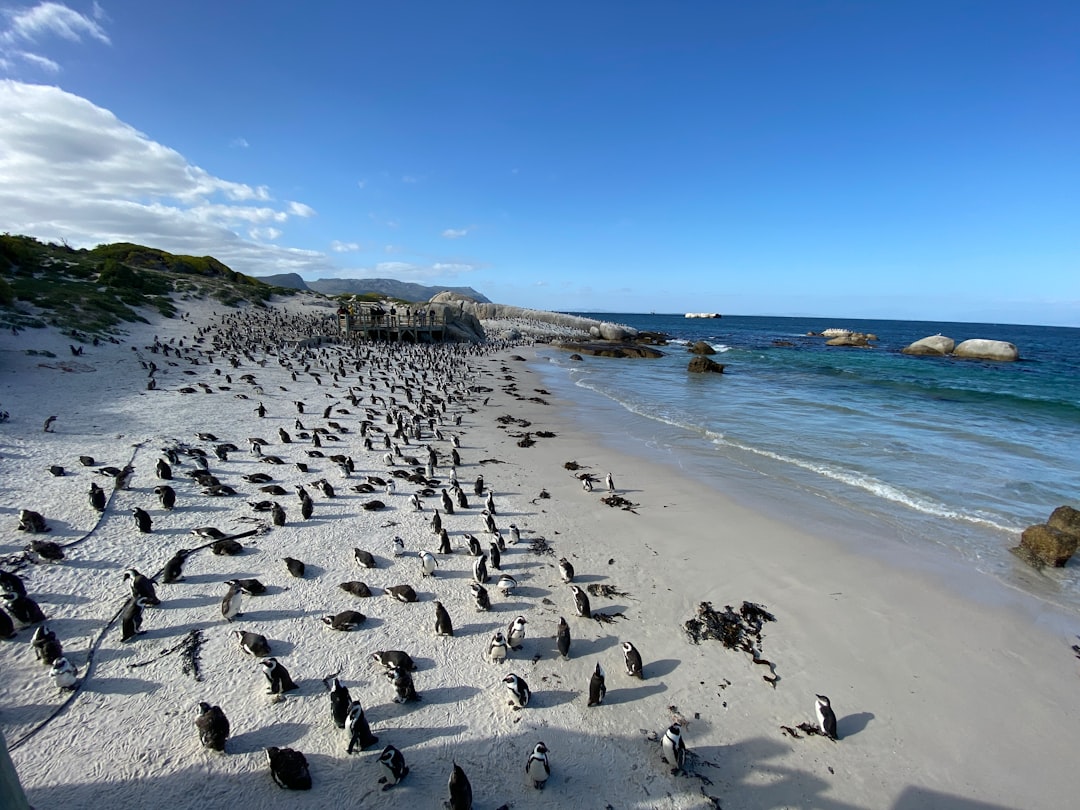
[0,275,13,306]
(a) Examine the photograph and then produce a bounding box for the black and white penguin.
[483,511,497,535]
[434,601,454,636]
[195,702,230,751]
[18,509,49,533]
[235,578,266,595]
[0,608,15,639]
[472,554,488,585]
[161,549,189,583]
[0,570,25,596]
[385,584,417,603]
[816,694,838,740]
[322,610,366,631]
[2,592,46,625]
[340,580,372,598]
[271,501,286,526]
[50,656,78,689]
[261,657,299,694]
[496,574,516,597]
[558,557,574,583]
[507,615,527,650]
[156,458,172,480]
[508,523,521,545]
[221,580,242,622]
[283,557,306,578]
[124,568,160,605]
[377,744,409,790]
[571,585,591,619]
[266,746,311,790]
[455,487,468,510]
[430,509,442,535]
[470,582,491,612]
[441,489,454,514]
[438,528,452,555]
[371,650,416,671]
[392,536,406,557]
[121,596,152,641]
[387,665,420,703]
[328,677,351,728]
[346,700,379,753]
[154,485,176,510]
[131,507,153,533]
[587,662,607,706]
[606,472,615,492]
[503,672,530,709]
[622,641,644,678]
[31,625,62,664]
[299,496,313,520]
[448,762,473,810]
[661,722,686,773]
[464,534,481,556]
[410,492,422,511]
[556,617,571,659]
[487,631,508,662]
[234,630,271,657]
[419,550,438,577]
[488,542,501,570]
[88,482,106,512]
[354,548,377,569]
[474,475,484,496]
[525,741,550,789]
[484,491,495,515]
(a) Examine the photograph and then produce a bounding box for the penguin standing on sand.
[525,742,550,789]
[346,700,379,752]
[449,762,473,810]
[622,641,644,678]
[488,542,501,570]
[155,485,176,510]
[50,656,78,689]
[587,662,606,706]
[161,549,189,583]
[472,554,488,585]
[121,596,152,641]
[470,582,491,611]
[507,616,527,650]
[261,657,298,694]
[558,557,574,583]
[377,744,409,789]
[156,458,172,480]
[271,501,286,527]
[88,482,106,512]
[438,528,452,555]
[556,617,571,659]
[3,592,46,625]
[434,601,454,636]
[508,524,521,545]
[329,677,351,728]
[474,475,484,496]
[266,746,311,790]
[387,666,420,703]
[221,580,242,622]
[606,472,615,492]
[487,631,508,663]
[131,507,153,533]
[662,722,686,774]
[419,550,438,577]
[431,509,442,535]
[503,673,531,709]
[31,625,62,664]
[571,584,591,619]
[124,568,160,606]
[816,694,838,740]
[195,702,230,751]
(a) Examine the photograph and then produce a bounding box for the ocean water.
[534,314,1080,612]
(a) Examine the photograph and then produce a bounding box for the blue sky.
[1,1,1078,325]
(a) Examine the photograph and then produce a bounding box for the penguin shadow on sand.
[227,720,309,754]
[428,567,474,580]
[368,723,469,748]
[564,633,620,658]
[837,710,874,738]
[83,674,162,695]
[603,679,668,706]
[569,572,608,584]
[444,619,502,638]
[240,606,322,623]
[160,592,222,611]
[32,590,94,607]
[404,683,482,707]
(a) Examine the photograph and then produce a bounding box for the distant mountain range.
[257,273,490,303]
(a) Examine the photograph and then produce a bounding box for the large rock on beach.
[688,356,725,373]
[902,335,955,356]
[1048,505,1080,539]
[952,339,1019,362]
[1015,523,1079,567]
[688,341,716,355]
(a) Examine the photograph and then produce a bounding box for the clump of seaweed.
[601,494,639,512]
[684,601,779,687]
[587,583,629,599]
[529,535,555,556]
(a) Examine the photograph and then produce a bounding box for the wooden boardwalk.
[337,307,449,343]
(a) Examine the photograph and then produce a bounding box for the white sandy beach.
[2,294,1079,810]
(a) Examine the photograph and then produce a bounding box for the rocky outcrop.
[432,292,636,342]
[825,332,873,347]
[553,341,664,359]
[688,341,716,355]
[1013,505,1080,567]
[902,335,955,356]
[952,339,1019,362]
[688,356,725,373]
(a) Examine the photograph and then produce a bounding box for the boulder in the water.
[952,339,1019,362]
[688,356,725,374]
[901,335,955,356]
[1014,522,1079,567]
[688,341,716,355]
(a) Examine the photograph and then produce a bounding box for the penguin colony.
[0,301,844,807]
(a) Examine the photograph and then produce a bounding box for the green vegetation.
[0,233,297,335]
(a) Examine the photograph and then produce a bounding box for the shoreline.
[1,299,1078,808]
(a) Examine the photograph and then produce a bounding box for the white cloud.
[322,260,479,282]
[14,50,59,72]
[441,227,469,239]
[2,1,110,45]
[249,226,282,241]
[230,136,249,149]
[330,240,360,253]
[287,200,316,218]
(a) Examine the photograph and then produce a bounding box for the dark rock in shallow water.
[688,356,725,374]
[554,341,664,359]
[688,340,716,355]
[569,354,583,361]
[1014,523,1078,567]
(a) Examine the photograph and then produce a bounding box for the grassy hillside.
[0,234,295,335]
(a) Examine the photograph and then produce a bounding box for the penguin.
[410,492,422,511]
[266,746,311,790]
[31,625,62,664]
[161,549,189,583]
[661,722,686,773]
[470,582,491,612]
[507,615,527,650]
[0,570,25,596]
[322,610,366,631]
[88,482,106,512]
[496,574,517,597]
[0,608,15,639]
[623,641,644,678]
[123,568,160,606]
[353,548,377,569]
[50,656,78,689]
[156,458,172,480]
[234,629,271,657]
[472,554,488,585]
[466,534,482,556]
[340,581,372,598]
[377,744,409,790]
[558,557,574,583]
[371,650,416,671]
[448,762,473,810]
[487,631,508,662]
[419,550,438,577]
[261,657,298,695]
[503,672,530,708]
[436,528,451,555]
[131,507,153,533]
[283,557,305,578]
[385,584,417,603]
[2,592,46,625]
[483,511,497,535]
[571,585,591,619]
[508,523,521,545]
[606,472,615,492]
[488,541,501,570]
[327,677,351,728]
[220,580,242,622]
[441,489,454,514]
[455,487,468,510]
[299,496,313,520]
[582,476,593,492]
[556,616,571,659]
[393,536,406,557]
[271,501,286,526]
[431,509,442,535]
[494,530,506,552]
[525,741,550,789]
[121,596,152,641]
[18,509,49,533]
[816,694,839,740]
[387,665,420,703]
[235,578,266,595]
[587,662,607,706]
[195,702,230,751]
[434,600,454,637]
[474,475,484,495]
[346,700,379,753]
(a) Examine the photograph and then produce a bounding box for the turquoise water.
[536,314,1080,610]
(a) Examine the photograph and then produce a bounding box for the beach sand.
[2,295,1078,809]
